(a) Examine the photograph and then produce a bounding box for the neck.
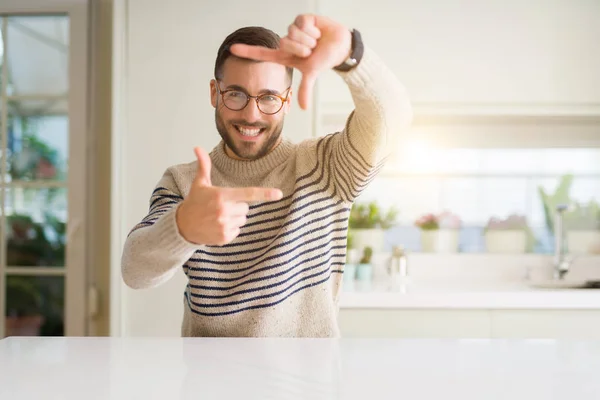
[225,138,282,161]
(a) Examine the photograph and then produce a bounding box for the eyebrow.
[225,84,283,96]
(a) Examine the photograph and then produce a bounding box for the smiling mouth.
[234,125,265,137]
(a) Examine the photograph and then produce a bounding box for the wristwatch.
[333,29,364,72]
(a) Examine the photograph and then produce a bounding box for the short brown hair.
[214,26,293,82]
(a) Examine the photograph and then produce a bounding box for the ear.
[210,79,218,108]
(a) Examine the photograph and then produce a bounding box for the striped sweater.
[120,46,412,337]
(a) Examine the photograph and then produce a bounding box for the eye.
[261,95,278,102]
[227,91,245,98]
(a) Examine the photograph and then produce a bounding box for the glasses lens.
[223,91,248,110]
[258,95,283,114]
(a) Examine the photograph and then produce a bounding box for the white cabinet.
[339,309,600,340]
[490,310,600,340]
[339,309,491,338]
[317,0,600,115]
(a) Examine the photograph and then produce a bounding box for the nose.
[240,98,262,122]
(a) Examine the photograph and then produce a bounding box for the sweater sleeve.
[120,169,201,289]
[327,45,413,202]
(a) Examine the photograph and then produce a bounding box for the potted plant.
[356,246,374,282]
[349,201,398,253]
[484,214,532,253]
[344,230,359,283]
[415,211,461,253]
[564,201,600,254]
[539,175,600,254]
[5,277,45,337]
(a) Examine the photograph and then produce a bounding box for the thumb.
[298,72,317,110]
[193,146,212,186]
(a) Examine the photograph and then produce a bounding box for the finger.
[229,202,250,217]
[223,227,241,244]
[228,215,248,229]
[222,186,283,202]
[294,15,321,39]
[220,201,249,217]
[288,23,318,48]
[298,72,318,110]
[280,37,311,58]
[194,147,212,186]
[229,44,293,65]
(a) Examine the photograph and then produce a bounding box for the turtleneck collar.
[210,139,295,179]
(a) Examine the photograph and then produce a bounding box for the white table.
[1,336,599,399]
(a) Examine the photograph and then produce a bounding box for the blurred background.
[0,0,598,339]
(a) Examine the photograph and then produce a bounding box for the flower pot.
[420,229,460,253]
[567,230,600,254]
[356,263,373,281]
[343,264,357,283]
[5,315,44,336]
[351,229,385,253]
[485,230,527,254]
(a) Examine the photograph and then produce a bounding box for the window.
[0,4,88,338]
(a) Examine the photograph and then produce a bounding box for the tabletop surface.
[1,336,599,400]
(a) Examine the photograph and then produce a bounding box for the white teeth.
[236,126,262,137]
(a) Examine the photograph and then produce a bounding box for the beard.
[215,108,284,161]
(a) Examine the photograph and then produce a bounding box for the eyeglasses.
[216,81,291,115]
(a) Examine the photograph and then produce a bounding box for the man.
[121,14,412,337]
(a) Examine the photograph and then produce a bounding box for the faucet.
[553,204,575,280]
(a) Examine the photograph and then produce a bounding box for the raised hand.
[176,147,283,245]
[229,14,352,110]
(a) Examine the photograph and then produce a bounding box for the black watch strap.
[333,29,364,72]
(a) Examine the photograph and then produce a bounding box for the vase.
[485,230,527,253]
[351,228,385,253]
[356,263,373,281]
[5,315,44,336]
[567,230,600,254]
[343,264,357,283]
[420,229,460,253]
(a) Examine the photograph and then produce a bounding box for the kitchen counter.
[339,280,600,309]
[1,336,599,399]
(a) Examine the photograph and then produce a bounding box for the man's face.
[211,57,292,161]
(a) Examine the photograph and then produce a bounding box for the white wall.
[115,0,316,336]
[112,0,600,336]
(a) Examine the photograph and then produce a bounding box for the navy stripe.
[215,201,348,249]
[188,244,348,282]
[344,125,375,170]
[150,195,182,209]
[189,252,346,297]
[189,252,345,290]
[248,134,334,211]
[186,263,344,313]
[223,139,336,236]
[230,199,345,240]
[188,227,348,270]
[184,268,344,316]
[197,212,349,257]
[153,186,183,198]
[331,147,356,201]
[337,136,371,180]
[243,135,334,224]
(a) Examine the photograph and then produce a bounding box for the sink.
[528,279,600,289]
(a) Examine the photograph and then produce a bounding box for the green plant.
[6,277,42,317]
[359,246,373,264]
[538,174,573,234]
[347,230,355,249]
[349,201,398,229]
[563,201,600,231]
